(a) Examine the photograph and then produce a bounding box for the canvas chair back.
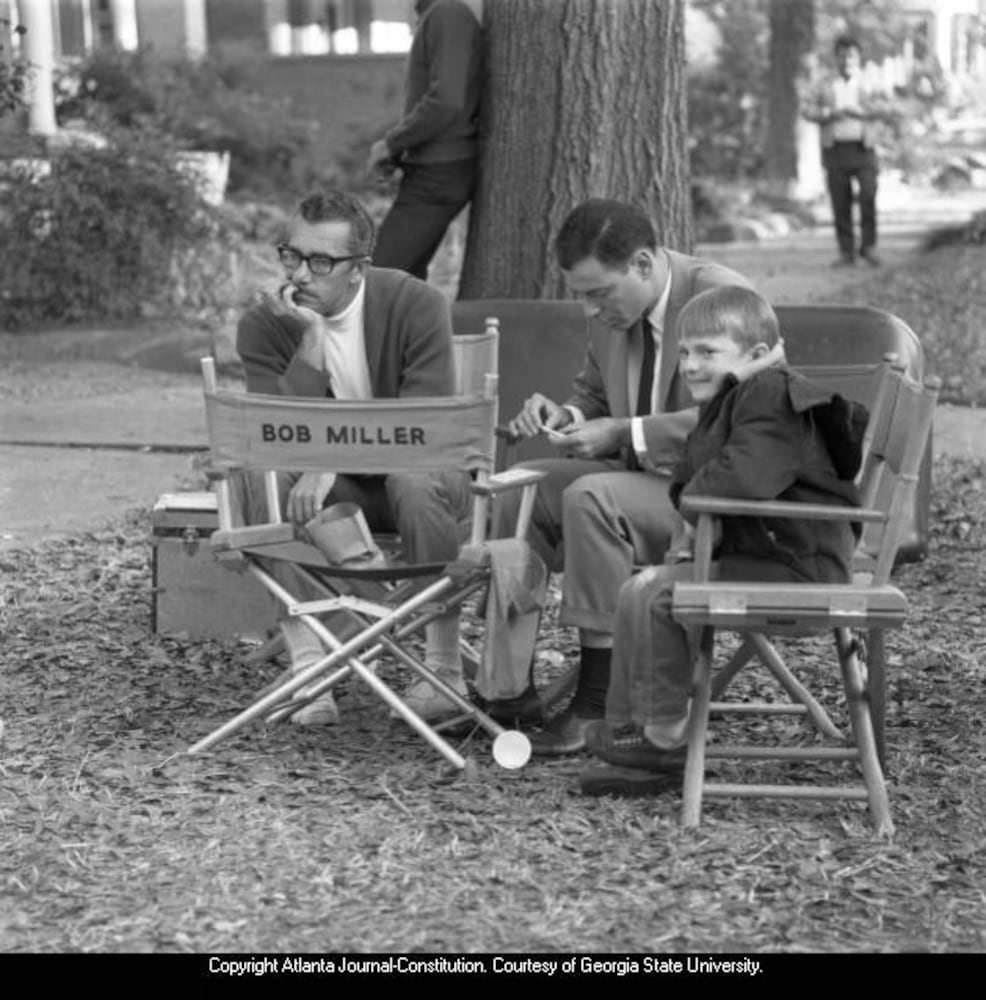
[854,360,938,583]
[201,324,499,535]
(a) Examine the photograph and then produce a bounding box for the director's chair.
[189,323,544,771]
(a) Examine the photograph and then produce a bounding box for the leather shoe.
[859,248,882,266]
[579,763,682,798]
[831,253,855,268]
[480,684,544,728]
[528,706,602,756]
[584,721,687,771]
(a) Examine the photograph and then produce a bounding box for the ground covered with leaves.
[1,455,984,954]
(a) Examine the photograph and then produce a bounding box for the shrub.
[55,46,339,201]
[0,54,31,117]
[0,126,234,328]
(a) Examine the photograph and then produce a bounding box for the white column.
[795,119,825,202]
[183,0,207,57]
[17,0,57,137]
[265,0,291,55]
[109,0,137,50]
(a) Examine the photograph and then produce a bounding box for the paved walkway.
[2,183,985,552]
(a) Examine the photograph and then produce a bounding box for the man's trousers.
[491,457,681,635]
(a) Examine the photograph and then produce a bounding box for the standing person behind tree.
[801,34,895,268]
[237,190,472,728]
[367,0,482,281]
[488,198,754,756]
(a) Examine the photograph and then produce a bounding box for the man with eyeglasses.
[236,189,471,726]
[490,199,753,754]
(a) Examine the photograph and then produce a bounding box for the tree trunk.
[459,0,690,300]
[763,0,814,196]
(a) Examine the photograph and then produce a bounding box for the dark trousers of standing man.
[373,159,477,281]
[823,140,879,260]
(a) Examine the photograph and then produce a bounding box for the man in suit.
[491,198,753,754]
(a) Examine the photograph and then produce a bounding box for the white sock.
[644,716,689,750]
[424,614,462,680]
[281,619,325,674]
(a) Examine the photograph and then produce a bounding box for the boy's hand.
[665,521,695,564]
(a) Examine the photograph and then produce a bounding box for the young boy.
[579,285,865,797]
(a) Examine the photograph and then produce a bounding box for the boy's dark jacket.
[670,363,866,583]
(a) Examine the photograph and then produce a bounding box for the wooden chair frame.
[670,360,941,834]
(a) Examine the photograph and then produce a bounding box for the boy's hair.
[555,198,656,270]
[290,190,376,256]
[677,285,780,351]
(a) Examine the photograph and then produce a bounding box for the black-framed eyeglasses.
[275,243,367,276]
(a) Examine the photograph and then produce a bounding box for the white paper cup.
[492,730,532,770]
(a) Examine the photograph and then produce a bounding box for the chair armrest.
[680,495,886,524]
[472,467,547,497]
[212,524,296,550]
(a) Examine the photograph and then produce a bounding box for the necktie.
[635,320,656,417]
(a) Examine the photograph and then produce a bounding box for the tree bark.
[764,0,814,195]
[459,0,690,300]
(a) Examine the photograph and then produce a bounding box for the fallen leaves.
[2,460,986,952]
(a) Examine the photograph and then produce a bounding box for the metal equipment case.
[151,492,277,640]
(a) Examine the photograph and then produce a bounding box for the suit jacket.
[564,249,753,470]
[236,267,455,399]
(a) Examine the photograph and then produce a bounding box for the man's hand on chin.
[255,283,323,366]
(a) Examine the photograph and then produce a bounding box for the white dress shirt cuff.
[630,415,647,456]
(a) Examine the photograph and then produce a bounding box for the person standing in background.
[802,35,895,268]
[367,0,483,281]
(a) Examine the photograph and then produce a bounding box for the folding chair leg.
[682,627,715,827]
[748,633,846,742]
[865,629,887,770]
[190,569,465,761]
[710,635,756,701]
[835,627,894,836]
